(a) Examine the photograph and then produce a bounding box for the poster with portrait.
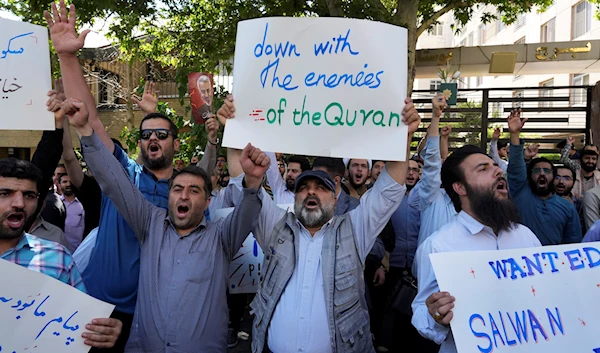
[188,72,215,124]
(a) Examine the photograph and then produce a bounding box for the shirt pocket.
[185,250,215,284]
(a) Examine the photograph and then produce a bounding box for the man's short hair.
[56,163,66,171]
[527,157,555,179]
[441,145,487,212]
[287,155,311,172]
[556,165,576,181]
[139,113,178,140]
[0,158,43,194]
[57,173,70,184]
[497,140,508,150]
[312,157,345,179]
[168,166,212,198]
[217,155,227,161]
[580,149,599,161]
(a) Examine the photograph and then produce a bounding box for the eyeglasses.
[554,175,573,182]
[140,129,171,140]
[407,167,420,173]
[532,167,552,175]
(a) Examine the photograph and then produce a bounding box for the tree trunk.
[125,60,135,130]
[393,0,419,95]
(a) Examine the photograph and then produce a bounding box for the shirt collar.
[142,165,177,182]
[1,233,33,258]
[457,211,485,235]
[164,214,208,238]
[60,195,79,203]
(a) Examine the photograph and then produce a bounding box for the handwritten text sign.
[213,204,293,293]
[0,259,115,353]
[430,242,600,353]
[223,18,408,161]
[0,18,53,130]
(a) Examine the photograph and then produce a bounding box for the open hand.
[44,0,90,56]
[61,98,89,128]
[402,97,421,135]
[131,81,158,114]
[492,127,501,141]
[507,109,526,133]
[217,95,235,126]
[82,318,122,348]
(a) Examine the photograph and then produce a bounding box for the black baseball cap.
[294,170,336,193]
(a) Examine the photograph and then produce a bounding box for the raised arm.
[418,95,446,211]
[489,128,508,174]
[348,97,421,260]
[507,109,529,193]
[559,137,581,171]
[220,144,271,259]
[264,150,288,202]
[63,98,154,243]
[439,125,451,162]
[196,117,219,174]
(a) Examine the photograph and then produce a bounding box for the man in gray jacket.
[62,97,270,352]
[217,96,421,353]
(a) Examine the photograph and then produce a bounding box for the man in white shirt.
[411,145,542,353]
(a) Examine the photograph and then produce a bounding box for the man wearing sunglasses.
[507,109,582,245]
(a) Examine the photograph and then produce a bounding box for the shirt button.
[169,313,173,317]
[300,316,304,320]
[177,259,181,264]
[172,285,176,290]
[167,342,171,346]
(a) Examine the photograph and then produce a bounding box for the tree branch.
[322,0,344,17]
[417,1,469,37]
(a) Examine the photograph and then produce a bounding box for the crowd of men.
[1,1,598,353]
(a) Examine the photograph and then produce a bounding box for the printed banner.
[0,259,115,353]
[0,18,53,130]
[430,242,600,353]
[188,72,214,124]
[213,204,293,294]
[223,17,408,161]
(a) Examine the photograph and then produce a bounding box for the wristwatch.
[209,137,220,145]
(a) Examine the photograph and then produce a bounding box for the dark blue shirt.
[508,143,582,245]
[81,144,169,313]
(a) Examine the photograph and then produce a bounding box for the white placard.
[430,242,600,353]
[213,204,293,293]
[223,17,408,161]
[0,18,53,130]
[0,259,115,353]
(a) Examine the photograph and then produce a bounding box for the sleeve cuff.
[80,132,104,153]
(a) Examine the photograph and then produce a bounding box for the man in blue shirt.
[507,109,582,245]
[44,3,218,352]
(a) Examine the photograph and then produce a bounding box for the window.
[476,76,483,87]
[573,1,592,39]
[467,32,474,46]
[430,80,442,92]
[513,90,524,109]
[541,18,556,42]
[429,22,444,36]
[514,13,527,31]
[540,79,554,108]
[477,24,486,45]
[572,73,589,105]
[458,78,466,89]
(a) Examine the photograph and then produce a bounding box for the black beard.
[286,179,295,191]
[528,176,555,197]
[0,213,34,240]
[141,146,172,170]
[465,182,520,234]
[62,187,75,196]
[582,163,596,173]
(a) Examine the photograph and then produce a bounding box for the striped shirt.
[1,233,86,293]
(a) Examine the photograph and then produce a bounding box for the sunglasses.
[532,167,552,175]
[141,129,171,140]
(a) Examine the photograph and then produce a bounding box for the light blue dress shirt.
[411,211,542,353]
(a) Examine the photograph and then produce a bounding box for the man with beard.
[507,109,582,245]
[0,158,123,349]
[554,166,579,207]
[571,149,600,199]
[62,97,267,352]
[264,151,311,204]
[411,145,541,353]
[59,173,85,251]
[343,158,371,198]
[368,160,386,188]
[247,97,421,353]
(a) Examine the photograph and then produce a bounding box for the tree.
[142,0,560,94]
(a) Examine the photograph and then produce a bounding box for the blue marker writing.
[1,32,34,59]
[34,295,50,317]
[62,311,80,331]
[36,315,64,340]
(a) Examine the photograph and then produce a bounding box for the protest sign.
[223,17,408,161]
[0,259,115,353]
[430,242,600,353]
[0,18,53,130]
[213,204,293,293]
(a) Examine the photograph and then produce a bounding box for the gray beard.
[294,200,335,229]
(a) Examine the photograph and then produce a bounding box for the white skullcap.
[343,158,372,170]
